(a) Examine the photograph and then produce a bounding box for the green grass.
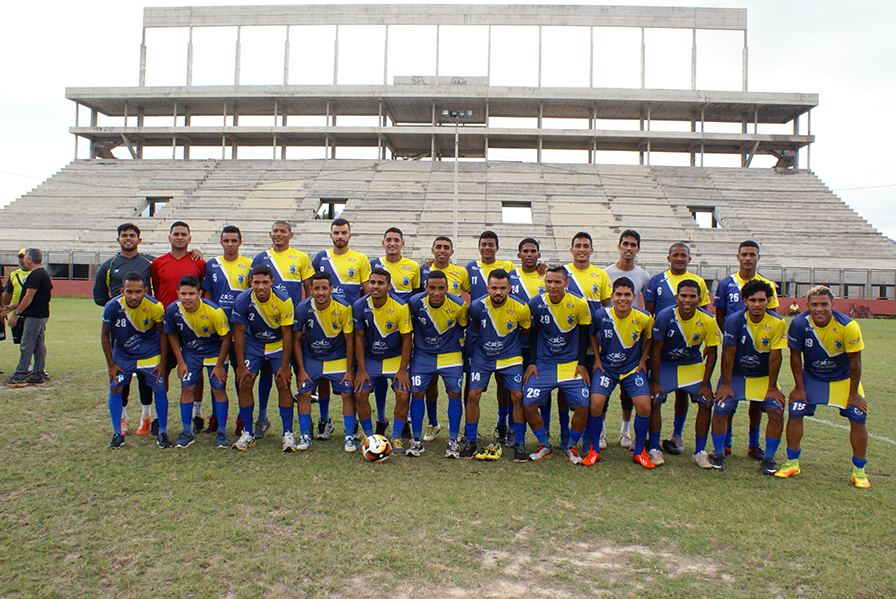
[0,298,894,598]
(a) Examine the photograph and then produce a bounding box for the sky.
[2,0,895,238]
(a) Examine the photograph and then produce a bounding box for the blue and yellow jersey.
[421,263,471,295]
[788,311,863,381]
[592,306,654,375]
[644,270,710,314]
[565,263,612,313]
[723,309,788,377]
[527,292,591,364]
[370,256,421,302]
[510,268,544,349]
[252,248,314,307]
[295,296,353,361]
[352,294,412,359]
[102,295,165,360]
[468,296,531,361]
[230,287,295,347]
[713,272,780,314]
[202,255,252,320]
[466,259,516,301]
[312,248,371,306]
[653,306,722,365]
[163,298,230,357]
[408,291,468,355]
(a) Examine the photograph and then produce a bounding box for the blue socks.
[280,406,293,434]
[539,397,552,435]
[360,417,373,436]
[852,457,867,469]
[694,435,707,454]
[465,422,478,442]
[514,420,527,445]
[498,405,509,428]
[673,414,686,438]
[786,447,801,461]
[180,401,194,433]
[558,407,570,434]
[298,413,312,438]
[748,426,761,450]
[319,395,331,424]
[632,415,649,455]
[343,414,355,438]
[258,373,272,422]
[374,378,388,423]
[238,405,254,437]
[588,415,603,453]
[109,392,123,435]
[711,432,727,457]
[764,437,781,460]
[568,428,584,449]
[427,399,440,426]
[725,426,733,450]
[649,431,661,452]
[447,396,463,440]
[532,426,550,448]
[154,391,168,433]
[392,417,406,440]
[410,398,425,438]
[214,400,227,434]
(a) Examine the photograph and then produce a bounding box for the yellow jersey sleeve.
[398,303,413,334]
[704,316,722,347]
[213,306,230,336]
[518,301,532,330]
[280,297,295,328]
[843,320,864,353]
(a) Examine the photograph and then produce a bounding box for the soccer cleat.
[461,439,477,459]
[618,431,633,450]
[234,417,244,437]
[495,423,508,445]
[852,468,871,489]
[215,431,228,449]
[599,433,608,450]
[445,438,460,459]
[505,428,516,447]
[310,391,319,404]
[725,446,732,456]
[344,436,357,453]
[232,431,256,451]
[375,420,389,436]
[204,416,218,434]
[559,429,570,451]
[648,449,665,466]
[255,419,272,440]
[150,418,160,436]
[487,443,503,460]
[157,432,172,449]
[406,438,424,457]
[711,453,726,471]
[391,438,406,456]
[109,433,125,449]
[662,435,684,455]
[513,442,529,462]
[136,417,151,435]
[120,418,130,436]
[2,377,27,388]
[352,422,363,441]
[296,434,312,451]
[747,447,764,460]
[565,446,584,465]
[475,444,492,461]
[423,423,441,442]
[316,419,335,440]
[175,431,195,448]
[282,432,298,453]
[633,449,656,469]
[692,451,713,469]
[582,447,601,466]
[401,421,412,440]
[529,444,553,462]
[192,416,204,434]
[760,457,777,475]
[774,459,801,478]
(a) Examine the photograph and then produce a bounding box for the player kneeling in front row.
[353,268,413,454]
[466,269,531,461]
[522,266,593,464]
[231,265,295,451]
[711,279,787,473]
[649,280,720,469]
[101,272,170,449]
[294,272,357,452]
[164,275,232,449]
[589,277,655,468]
[776,286,871,488]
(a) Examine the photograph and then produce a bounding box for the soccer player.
[587,277,654,468]
[100,272,170,449]
[294,272,357,452]
[713,240,780,459]
[201,225,251,434]
[649,279,721,469]
[368,228,421,435]
[164,275,231,449]
[466,269,531,460]
[406,271,468,457]
[522,266,593,463]
[643,242,711,456]
[776,286,870,488]
[230,265,294,452]
[251,221,314,440]
[352,268,413,451]
[312,218,370,440]
[712,279,787,473]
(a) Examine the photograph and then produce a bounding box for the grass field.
[0,297,893,598]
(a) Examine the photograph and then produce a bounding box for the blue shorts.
[409,351,463,395]
[469,356,524,392]
[179,353,229,390]
[356,354,405,393]
[657,361,709,405]
[788,372,866,424]
[713,374,783,417]
[110,353,166,393]
[298,355,354,395]
[243,340,284,375]
[523,362,589,407]
[590,368,650,398]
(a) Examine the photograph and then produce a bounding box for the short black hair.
[741,279,774,301]
[249,264,273,280]
[426,270,447,284]
[479,231,499,247]
[487,269,510,282]
[311,272,332,284]
[612,277,634,292]
[545,265,568,279]
[677,279,701,294]
[384,227,403,240]
[272,220,292,232]
[123,271,146,287]
[738,240,760,252]
[518,237,540,252]
[170,221,190,233]
[571,232,592,247]
[619,229,641,247]
[669,242,690,255]
[370,267,391,284]
[432,236,453,248]
[118,223,141,236]
[221,225,241,241]
[178,274,200,290]
[331,218,351,231]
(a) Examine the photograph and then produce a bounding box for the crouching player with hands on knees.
[649,279,720,469]
[164,275,232,449]
[353,268,413,450]
[776,286,871,488]
[230,265,295,452]
[711,279,787,473]
[588,277,655,468]
[101,272,170,449]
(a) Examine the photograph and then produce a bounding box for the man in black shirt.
[2,248,52,387]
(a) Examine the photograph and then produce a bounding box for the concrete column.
[690,112,696,166]
[589,27,594,87]
[700,107,705,167]
[485,100,490,162]
[184,107,191,159]
[137,107,144,158]
[186,27,193,87]
[273,133,277,159]
[646,105,651,166]
[537,103,543,163]
[74,103,79,160]
[691,29,696,90]
[538,26,542,87]
[807,109,812,170]
[793,115,800,167]
[640,28,646,89]
[284,27,290,85]
[431,101,436,160]
[435,25,440,77]
[742,29,748,92]
[383,25,389,85]
[487,26,491,83]
[172,135,177,160]
[139,28,147,86]
[235,26,242,85]
[334,25,339,84]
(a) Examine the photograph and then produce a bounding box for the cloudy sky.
[2,0,894,238]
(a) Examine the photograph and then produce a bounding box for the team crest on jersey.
[452,282,459,290]
[834,340,842,349]
[631,332,638,341]
[761,337,769,347]
[402,277,410,286]
[238,274,245,284]
[202,326,210,334]
[331,322,339,330]
[447,319,455,326]
[386,321,394,329]
[567,315,575,324]
[506,322,514,331]
[348,268,356,277]
[143,319,150,327]
[289,265,297,274]
[592,284,599,294]
[273,316,280,324]
[692,333,701,342]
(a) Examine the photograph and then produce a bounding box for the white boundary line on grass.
[806,416,896,446]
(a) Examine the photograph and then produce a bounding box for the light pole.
[442,109,472,252]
